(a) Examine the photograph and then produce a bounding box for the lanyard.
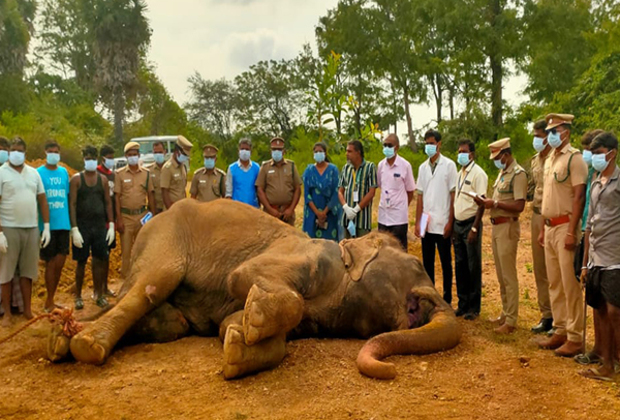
[457,164,474,196]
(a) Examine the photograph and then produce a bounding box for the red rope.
[0,308,83,345]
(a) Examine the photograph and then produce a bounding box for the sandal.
[579,367,616,382]
[96,296,109,308]
[574,351,602,365]
[75,297,84,310]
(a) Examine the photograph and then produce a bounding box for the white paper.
[465,191,478,199]
[419,212,430,238]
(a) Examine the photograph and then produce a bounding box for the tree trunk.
[434,74,443,124]
[449,85,455,120]
[403,85,417,152]
[490,0,503,131]
[113,90,125,148]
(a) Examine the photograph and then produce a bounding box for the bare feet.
[23,311,34,320]
[1,315,12,327]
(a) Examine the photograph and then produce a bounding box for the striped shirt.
[339,160,378,230]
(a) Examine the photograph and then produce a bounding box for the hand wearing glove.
[343,204,357,220]
[0,232,8,253]
[71,227,84,249]
[353,204,361,214]
[41,223,51,248]
[106,222,116,246]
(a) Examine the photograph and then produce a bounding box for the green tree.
[186,73,238,141]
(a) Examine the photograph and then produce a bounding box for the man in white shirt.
[0,137,51,327]
[415,130,458,305]
[377,134,416,250]
[452,139,488,320]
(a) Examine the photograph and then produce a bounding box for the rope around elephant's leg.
[0,308,83,345]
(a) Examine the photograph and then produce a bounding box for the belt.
[490,217,518,225]
[544,215,570,227]
[533,207,541,215]
[120,206,147,216]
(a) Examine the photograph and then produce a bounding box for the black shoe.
[455,308,466,317]
[531,318,553,334]
[464,313,479,321]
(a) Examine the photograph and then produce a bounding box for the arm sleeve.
[405,162,416,192]
[255,165,266,188]
[368,163,378,188]
[586,184,595,231]
[338,167,346,189]
[303,167,313,204]
[474,170,489,196]
[189,175,198,196]
[377,162,382,189]
[570,154,588,186]
[526,160,536,202]
[36,171,45,194]
[160,166,171,189]
[513,172,528,201]
[114,173,121,194]
[226,167,233,198]
[327,166,341,211]
[448,162,458,193]
[146,171,154,193]
[417,166,426,194]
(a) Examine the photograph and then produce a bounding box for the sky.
[145,0,527,133]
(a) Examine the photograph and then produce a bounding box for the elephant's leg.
[219,310,244,342]
[124,302,190,344]
[222,324,286,380]
[228,257,305,346]
[70,256,186,365]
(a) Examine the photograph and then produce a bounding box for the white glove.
[353,204,361,214]
[343,204,357,220]
[0,232,8,253]
[106,222,115,246]
[71,227,84,249]
[41,223,51,248]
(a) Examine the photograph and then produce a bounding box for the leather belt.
[533,207,541,215]
[545,214,570,227]
[490,217,518,225]
[120,206,147,216]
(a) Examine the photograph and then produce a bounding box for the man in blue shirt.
[37,140,71,312]
[226,138,260,207]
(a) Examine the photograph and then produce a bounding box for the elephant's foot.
[70,331,109,365]
[243,284,303,346]
[47,325,71,363]
[223,324,286,380]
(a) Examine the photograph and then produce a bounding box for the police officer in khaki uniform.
[145,141,167,214]
[475,138,527,334]
[527,119,554,334]
[535,113,588,357]
[190,144,226,203]
[114,142,155,279]
[161,135,193,209]
[256,137,302,226]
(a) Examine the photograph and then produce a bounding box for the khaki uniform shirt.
[160,158,187,204]
[255,159,301,207]
[190,167,226,203]
[490,160,528,218]
[528,153,548,212]
[145,162,164,210]
[541,143,588,219]
[114,166,154,211]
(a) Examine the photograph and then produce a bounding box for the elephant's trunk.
[356,306,461,380]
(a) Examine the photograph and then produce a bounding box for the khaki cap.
[489,138,511,159]
[177,135,193,154]
[545,113,574,130]
[270,137,285,147]
[124,141,140,153]
[203,144,218,157]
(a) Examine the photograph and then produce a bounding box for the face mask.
[154,153,165,165]
[425,144,437,158]
[104,158,115,170]
[176,153,189,164]
[592,151,611,172]
[547,131,563,149]
[383,146,395,159]
[239,150,251,161]
[9,151,25,166]
[314,152,326,163]
[582,150,592,167]
[347,220,356,237]
[204,158,215,169]
[533,137,546,153]
[84,159,98,172]
[457,153,471,167]
[494,158,506,170]
[0,150,8,164]
[46,153,60,165]
[127,156,140,166]
[271,150,283,162]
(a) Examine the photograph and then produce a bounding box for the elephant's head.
[336,232,461,379]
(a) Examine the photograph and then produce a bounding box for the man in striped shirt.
[338,140,377,238]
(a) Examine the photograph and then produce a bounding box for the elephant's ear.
[339,237,382,282]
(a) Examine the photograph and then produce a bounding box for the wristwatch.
[471,227,478,233]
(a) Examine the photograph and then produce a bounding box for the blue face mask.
[177,153,189,164]
[425,144,437,158]
[84,159,97,172]
[457,153,471,167]
[347,220,356,237]
[582,150,592,167]
[272,150,283,162]
[154,153,165,165]
[104,158,115,170]
[46,152,60,165]
[0,150,8,164]
[533,137,546,153]
[9,151,25,166]
[204,158,215,169]
[494,158,506,170]
[239,149,251,161]
[383,146,395,159]
[127,156,140,166]
[314,151,326,163]
[592,152,611,172]
[547,131,563,149]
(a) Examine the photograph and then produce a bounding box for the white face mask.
[9,151,25,166]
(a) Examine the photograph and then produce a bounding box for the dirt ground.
[1,196,620,419]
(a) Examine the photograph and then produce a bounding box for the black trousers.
[421,232,453,304]
[378,223,408,250]
[453,217,483,314]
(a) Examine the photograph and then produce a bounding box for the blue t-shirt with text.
[37,165,71,231]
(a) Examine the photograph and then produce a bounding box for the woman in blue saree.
[302,142,341,241]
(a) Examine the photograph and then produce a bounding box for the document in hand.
[419,212,430,238]
[465,191,479,199]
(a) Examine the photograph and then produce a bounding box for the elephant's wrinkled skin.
[52,199,461,379]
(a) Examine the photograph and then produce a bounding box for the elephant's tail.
[356,308,461,380]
